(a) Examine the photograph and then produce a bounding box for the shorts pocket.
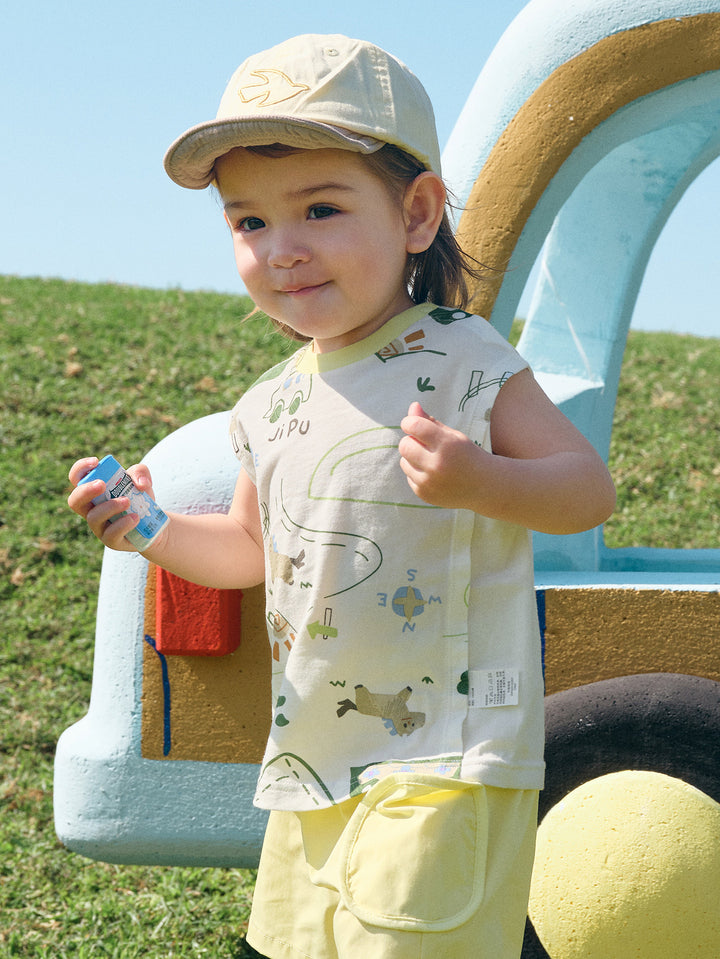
[338,773,488,932]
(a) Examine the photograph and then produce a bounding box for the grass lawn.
[1,274,718,955]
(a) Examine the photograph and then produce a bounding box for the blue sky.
[4,0,719,336]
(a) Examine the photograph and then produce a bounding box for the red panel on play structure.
[154,567,242,656]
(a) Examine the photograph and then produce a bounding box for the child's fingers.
[398,431,434,474]
[85,496,141,551]
[404,401,440,425]
[126,463,154,496]
[85,497,127,532]
[400,409,444,449]
[97,507,141,551]
[67,455,146,552]
[398,450,423,483]
[68,456,100,488]
[67,477,104,518]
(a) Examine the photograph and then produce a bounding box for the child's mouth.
[282,281,329,296]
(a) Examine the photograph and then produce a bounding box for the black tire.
[522,673,720,958]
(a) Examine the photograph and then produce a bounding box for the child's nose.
[267,231,311,269]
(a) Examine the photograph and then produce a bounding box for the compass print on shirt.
[378,569,442,633]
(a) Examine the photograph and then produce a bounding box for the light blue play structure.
[54,0,720,872]
[442,0,720,578]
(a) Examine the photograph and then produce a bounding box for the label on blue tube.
[80,454,169,551]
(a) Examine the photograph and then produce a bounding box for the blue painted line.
[535,589,547,686]
[144,635,172,756]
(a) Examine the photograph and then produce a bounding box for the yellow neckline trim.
[296,303,434,374]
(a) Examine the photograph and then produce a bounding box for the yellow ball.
[529,771,720,958]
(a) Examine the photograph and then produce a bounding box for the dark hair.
[363,144,487,311]
[235,142,487,342]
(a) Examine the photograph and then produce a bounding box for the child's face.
[216,147,416,352]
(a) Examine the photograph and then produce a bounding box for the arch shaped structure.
[441,7,720,953]
[55,0,720,891]
[443,0,720,572]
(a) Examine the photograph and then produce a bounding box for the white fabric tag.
[469,669,520,708]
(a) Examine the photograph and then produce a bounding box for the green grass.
[1,276,293,957]
[604,328,720,548]
[1,275,718,955]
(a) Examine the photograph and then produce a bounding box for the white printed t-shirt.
[229,304,545,811]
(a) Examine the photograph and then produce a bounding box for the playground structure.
[55,1,720,955]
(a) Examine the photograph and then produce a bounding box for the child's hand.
[398,402,487,509]
[67,457,159,552]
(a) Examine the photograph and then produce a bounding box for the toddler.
[69,34,615,959]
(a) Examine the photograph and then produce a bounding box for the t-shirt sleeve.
[465,319,532,453]
[229,400,256,484]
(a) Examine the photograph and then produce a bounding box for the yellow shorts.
[247,774,538,959]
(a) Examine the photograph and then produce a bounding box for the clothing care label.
[469,669,520,708]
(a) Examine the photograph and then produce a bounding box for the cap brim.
[163,116,384,189]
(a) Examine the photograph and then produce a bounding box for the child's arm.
[67,458,265,589]
[398,369,616,534]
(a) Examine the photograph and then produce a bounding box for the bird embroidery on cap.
[238,70,310,108]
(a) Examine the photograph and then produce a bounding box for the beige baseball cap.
[163,34,442,189]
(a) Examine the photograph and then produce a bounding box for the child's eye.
[238,216,265,232]
[308,205,338,220]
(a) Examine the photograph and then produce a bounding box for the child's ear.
[403,172,447,254]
